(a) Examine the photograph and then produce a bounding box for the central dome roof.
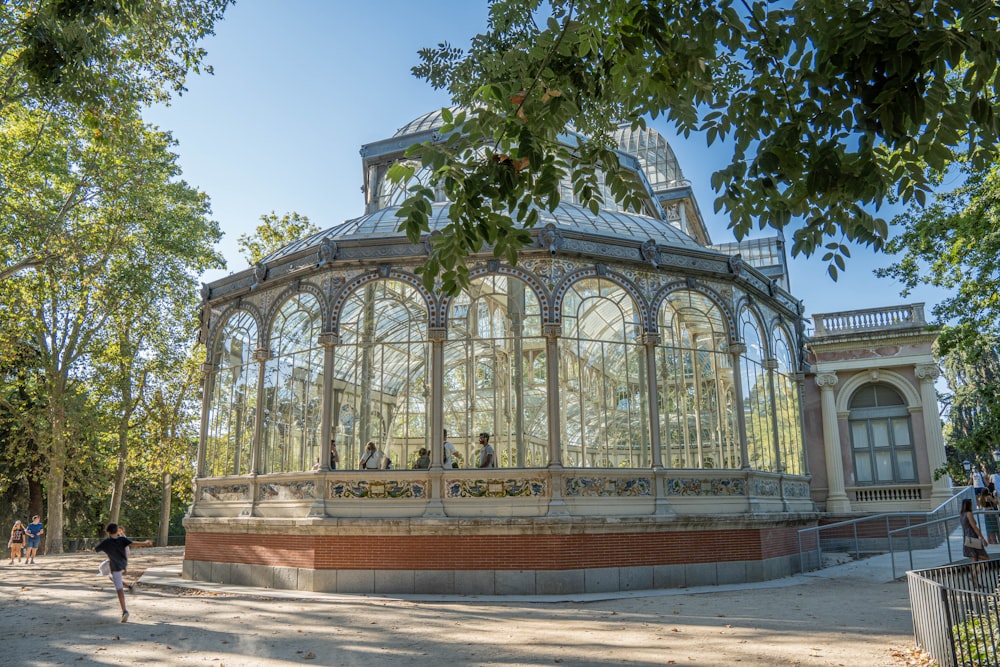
[262,109,707,264]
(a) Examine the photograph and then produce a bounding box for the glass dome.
[613,125,687,192]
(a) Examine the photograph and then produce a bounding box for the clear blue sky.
[143,0,950,327]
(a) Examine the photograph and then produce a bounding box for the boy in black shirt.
[94,522,151,623]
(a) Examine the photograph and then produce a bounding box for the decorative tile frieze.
[329,479,426,499]
[666,477,745,496]
[447,477,546,498]
[199,484,250,502]
[752,478,780,497]
[782,481,811,498]
[564,476,652,497]
[257,480,316,501]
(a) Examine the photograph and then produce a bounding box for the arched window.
[559,278,646,467]
[657,290,736,469]
[773,326,804,475]
[739,308,774,471]
[205,311,258,477]
[446,274,546,467]
[261,294,324,473]
[334,280,428,470]
[849,384,916,484]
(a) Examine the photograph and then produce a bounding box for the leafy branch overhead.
[397,0,1000,291]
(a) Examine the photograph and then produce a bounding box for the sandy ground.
[0,548,929,667]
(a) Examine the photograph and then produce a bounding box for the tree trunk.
[158,472,171,546]
[108,419,129,524]
[109,334,135,524]
[47,397,67,554]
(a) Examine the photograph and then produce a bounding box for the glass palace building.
[182,110,843,595]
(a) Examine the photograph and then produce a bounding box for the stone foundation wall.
[182,516,811,595]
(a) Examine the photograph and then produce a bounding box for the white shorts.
[98,560,110,577]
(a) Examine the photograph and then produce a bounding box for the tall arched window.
[334,280,428,469]
[446,274,546,467]
[657,290,736,469]
[559,278,647,467]
[205,311,258,477]
[849,384,916,484]
[261,294,324,473]
[739,308,774,471]
[772,326,804,475]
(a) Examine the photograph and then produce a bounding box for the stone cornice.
[811,353,936,374]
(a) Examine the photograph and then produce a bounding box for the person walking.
[8,520,26,564]
[970,465,987,497]
[477,432,496,468]
[24,515,43,564]
[961,498,990,562]
[93,522,151,623]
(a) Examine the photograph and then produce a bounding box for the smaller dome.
[393,108,452,137]
[613,125,687,192]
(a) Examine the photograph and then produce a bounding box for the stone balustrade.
[812,303,926,336]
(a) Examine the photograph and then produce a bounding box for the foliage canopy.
[396,0,1000,292]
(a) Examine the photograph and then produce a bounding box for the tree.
[1,0,231,114]
[0,104,222,552]
[940,334,1000,457]
[0,0,231,282]
[394,0,1000,292]
[876,162,1000,352]
[877,161,1000,465]
[237,211,319,266]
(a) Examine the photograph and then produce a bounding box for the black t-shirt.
[95,535,133,572]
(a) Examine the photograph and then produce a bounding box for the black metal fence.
[909,559,1000,666]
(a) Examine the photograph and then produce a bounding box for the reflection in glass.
[560,278,647,467]
[739,308,775,471]
[334,280,428,468]
[657,290,736,468]
[773,327,804,474]
[446,274,547,467]
[261,294,324,473]
[205,311,258,477]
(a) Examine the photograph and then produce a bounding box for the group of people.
[414,430,495,469]
[963,463,1000,562]
[7,515,43,565]
[313,431,498,471]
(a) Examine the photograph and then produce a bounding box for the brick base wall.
[185,524,803,571]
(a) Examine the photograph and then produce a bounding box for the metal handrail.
[798,487,973,574]
[889,507,1000,580]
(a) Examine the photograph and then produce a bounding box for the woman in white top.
[359,441,382,469]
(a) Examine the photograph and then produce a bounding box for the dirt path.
[1,548,929,666]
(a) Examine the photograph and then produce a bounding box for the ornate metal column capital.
[542,324,562,339]
[253,347,271,362]
[640,332,660,347]
[762,358,779,370]
[727,342,746,355]
[318,331,339,347]
[427,327,448,342]
[915,363,941,383]
[814,372,838,389]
